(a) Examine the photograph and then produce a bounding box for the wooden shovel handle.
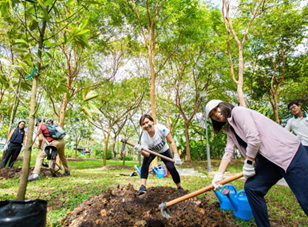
[165,172,244,207]
[121,139,175,163]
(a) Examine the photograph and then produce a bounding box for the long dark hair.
[211,102,235,134]
[15,120,26,132]
[139,114,154,126]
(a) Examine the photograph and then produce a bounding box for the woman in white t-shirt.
[134,114,183,195]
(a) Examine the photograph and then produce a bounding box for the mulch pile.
[62,184,238,227]
[0,167,61,180]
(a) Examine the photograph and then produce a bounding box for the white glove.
[3,144,8,151]
[134,144,143,154]
[174,153,182,165]
[212,172,224,190]
[21,146,25,152]
[243,159,256,179]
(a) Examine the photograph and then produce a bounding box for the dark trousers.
[0,143,22,169]
[304,146,308,155]
[141,149,181,184]
[244,144,308,227]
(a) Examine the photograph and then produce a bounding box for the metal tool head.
[159,202,172,218]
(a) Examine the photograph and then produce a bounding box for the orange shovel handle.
[165,172,244,207]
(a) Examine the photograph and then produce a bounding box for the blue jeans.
[244,144,308,227]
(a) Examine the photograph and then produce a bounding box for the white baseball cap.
[205,99,223,119]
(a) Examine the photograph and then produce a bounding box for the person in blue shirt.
[0,120,27,168]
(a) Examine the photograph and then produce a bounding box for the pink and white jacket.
[222,106,300,172]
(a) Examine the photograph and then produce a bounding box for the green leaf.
[30,20,39,31]
[81,106,93,118]
[82,90,98,102]
[57,85,69,94]
[0,75,9,88]
[15,39,28,45]
[0,2,10,17]
[37,0,44,7]
[20,82,32,91]
[20,62,27,71]
[88,103,103,115]
[44,0,55,6]
[12,47,28,53]
[42,9,50,22]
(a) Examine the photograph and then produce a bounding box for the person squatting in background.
[134,114,182,195]
[285,101,308,154]
[0,120,27,169]
[28,118,69,181]
[206,100,308,227]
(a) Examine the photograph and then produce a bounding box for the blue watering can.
[152,166,166,179]
[223,188,253,221]
[214,184,237,211]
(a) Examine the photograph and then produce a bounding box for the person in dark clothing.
[0,120,27,168]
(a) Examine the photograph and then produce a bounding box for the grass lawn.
[0,158,307,226]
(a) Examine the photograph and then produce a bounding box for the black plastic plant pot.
[0,199,47,227]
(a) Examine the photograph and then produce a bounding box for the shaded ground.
[101,165,134,170]
[67,159,85,161]
[63,184,238,227]
[0,167,61,180]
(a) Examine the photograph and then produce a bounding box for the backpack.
[45,124,66,139]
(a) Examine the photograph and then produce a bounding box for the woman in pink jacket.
[206,100,308,227]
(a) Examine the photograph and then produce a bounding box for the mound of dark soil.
[0,167,61,180]
[101,165,134,170]
[62,184,238,227]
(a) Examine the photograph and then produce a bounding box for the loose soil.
[0,167,61,180]
[63,184,238,227]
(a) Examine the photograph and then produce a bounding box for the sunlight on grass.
[1,159,307,227]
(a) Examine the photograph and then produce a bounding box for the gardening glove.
[3,144,8,151]
[21,146,25,152]
[243,159,255,179]
[134,144,143,154]
[174,153,182,165]
[212,172,224,190]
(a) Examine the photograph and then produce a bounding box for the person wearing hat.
[206,100,308,227]
[28,118,70,181]
[0,120,27,169]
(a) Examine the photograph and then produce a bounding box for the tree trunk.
[59,93,68,128]
[273,94,280,124]
[237,46,245,107]
[16,75,38,200]
[184,121,191,161]
[103,128,111,166]
[111,136,116,159]
[16,18,47,200]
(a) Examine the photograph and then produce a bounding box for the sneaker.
[177,186,184,190]
[62,170,70,176]
[42,162,48,168]
[28,173,39,181]
[138,185,146,195]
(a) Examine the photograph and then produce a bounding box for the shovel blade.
[159,202,172,218]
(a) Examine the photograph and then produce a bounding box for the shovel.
[121,139,175,163]
[159,172,244,218]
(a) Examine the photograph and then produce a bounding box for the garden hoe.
[159,172,244,218]
[121,139,175,163]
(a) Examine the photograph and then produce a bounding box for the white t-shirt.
[285,113,308,146]
[141,124,170,154]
